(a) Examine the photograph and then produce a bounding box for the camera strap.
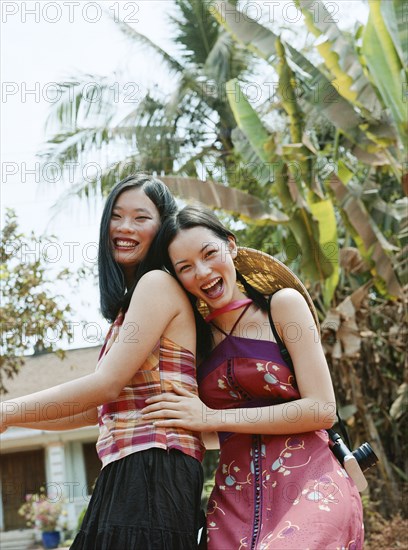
[267,294,352,449]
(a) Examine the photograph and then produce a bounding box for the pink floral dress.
[198,328,364,549]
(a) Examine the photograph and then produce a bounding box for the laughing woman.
[0,176,205,549]
[141,205,364,550]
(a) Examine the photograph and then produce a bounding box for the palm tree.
[43,0,281,218]
[44,0,294,223]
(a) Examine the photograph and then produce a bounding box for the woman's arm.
[141,289,336,434]
[1,271,188,430]
[7,408,98,431]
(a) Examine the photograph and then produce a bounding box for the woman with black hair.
[142,205,364,550]
[1,175,205,549]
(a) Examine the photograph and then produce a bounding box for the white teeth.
[116,240,136,247]
[202,278,221,290]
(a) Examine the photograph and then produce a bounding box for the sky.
[1,0,369,349]
[1,0,178,347]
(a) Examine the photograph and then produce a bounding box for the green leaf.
[381,0,408,68]
[214,1,388,157]
[275,37,304,143]
[296,0,381,117]
[329,172,403,298]
[225,79,270,164]
[225,77,335,282]
[285,209,333,281]
[209,0,278,60]
[309,198,339,306]
[363,1,407,145]
[230,128,272,186]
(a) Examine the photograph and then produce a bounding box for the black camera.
[328,429,379,491]
[328,429,378,471]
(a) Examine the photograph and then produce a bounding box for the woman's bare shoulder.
[138,269,181,289]
[270,288,305,307]
[134,270,189,304]
[270,288,312,323]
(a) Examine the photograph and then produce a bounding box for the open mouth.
[201,277,224,299]
[114,238,138,250]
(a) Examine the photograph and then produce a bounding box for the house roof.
[4,346,102,400]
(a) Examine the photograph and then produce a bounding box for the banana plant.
[210,1,405,166]
[226,75,339,306]
[212,0,405,300]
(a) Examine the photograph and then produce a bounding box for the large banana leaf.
[276,34,338,297]
[380,0,408,68]
[296,0,382,117]
[275,37,303,144]
[225,79,270,164]
[362,0,408,146]
[160,176,289,223]
[230,127,272,186]
[226,78,334,282]
[274,38,339,297]
[211,1,393,161]
[285,207,334,281]
[309,198,339,307]
[329,171,402,298]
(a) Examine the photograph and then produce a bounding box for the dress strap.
[211,301,252,337]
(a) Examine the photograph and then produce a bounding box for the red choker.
[204,298,253,323]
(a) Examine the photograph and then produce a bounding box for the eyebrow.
[112,206,151,214]
[174,242,212,266]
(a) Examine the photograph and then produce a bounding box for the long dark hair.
[98,174,177,321]
[150,205,268,359]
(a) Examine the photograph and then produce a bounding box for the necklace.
[204,298,253,323]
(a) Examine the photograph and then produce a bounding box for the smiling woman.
[169,226,240,308]
[1,175,205,550]
[109,187,161,287]
[141,205,364,550]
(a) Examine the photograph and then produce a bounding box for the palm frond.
[114,19,184,74]
[168,0,219,64]
[44,74,126,147]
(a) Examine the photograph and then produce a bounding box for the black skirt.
[70,448,204,550]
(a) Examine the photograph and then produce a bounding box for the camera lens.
[352,442,378,472]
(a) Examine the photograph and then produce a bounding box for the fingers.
[169,382,196,397]
[141,401,182,415]
[144,384,195,405]
[145,392,180,405]
[141,408,184,423]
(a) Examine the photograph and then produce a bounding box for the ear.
[227,236,238,259]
